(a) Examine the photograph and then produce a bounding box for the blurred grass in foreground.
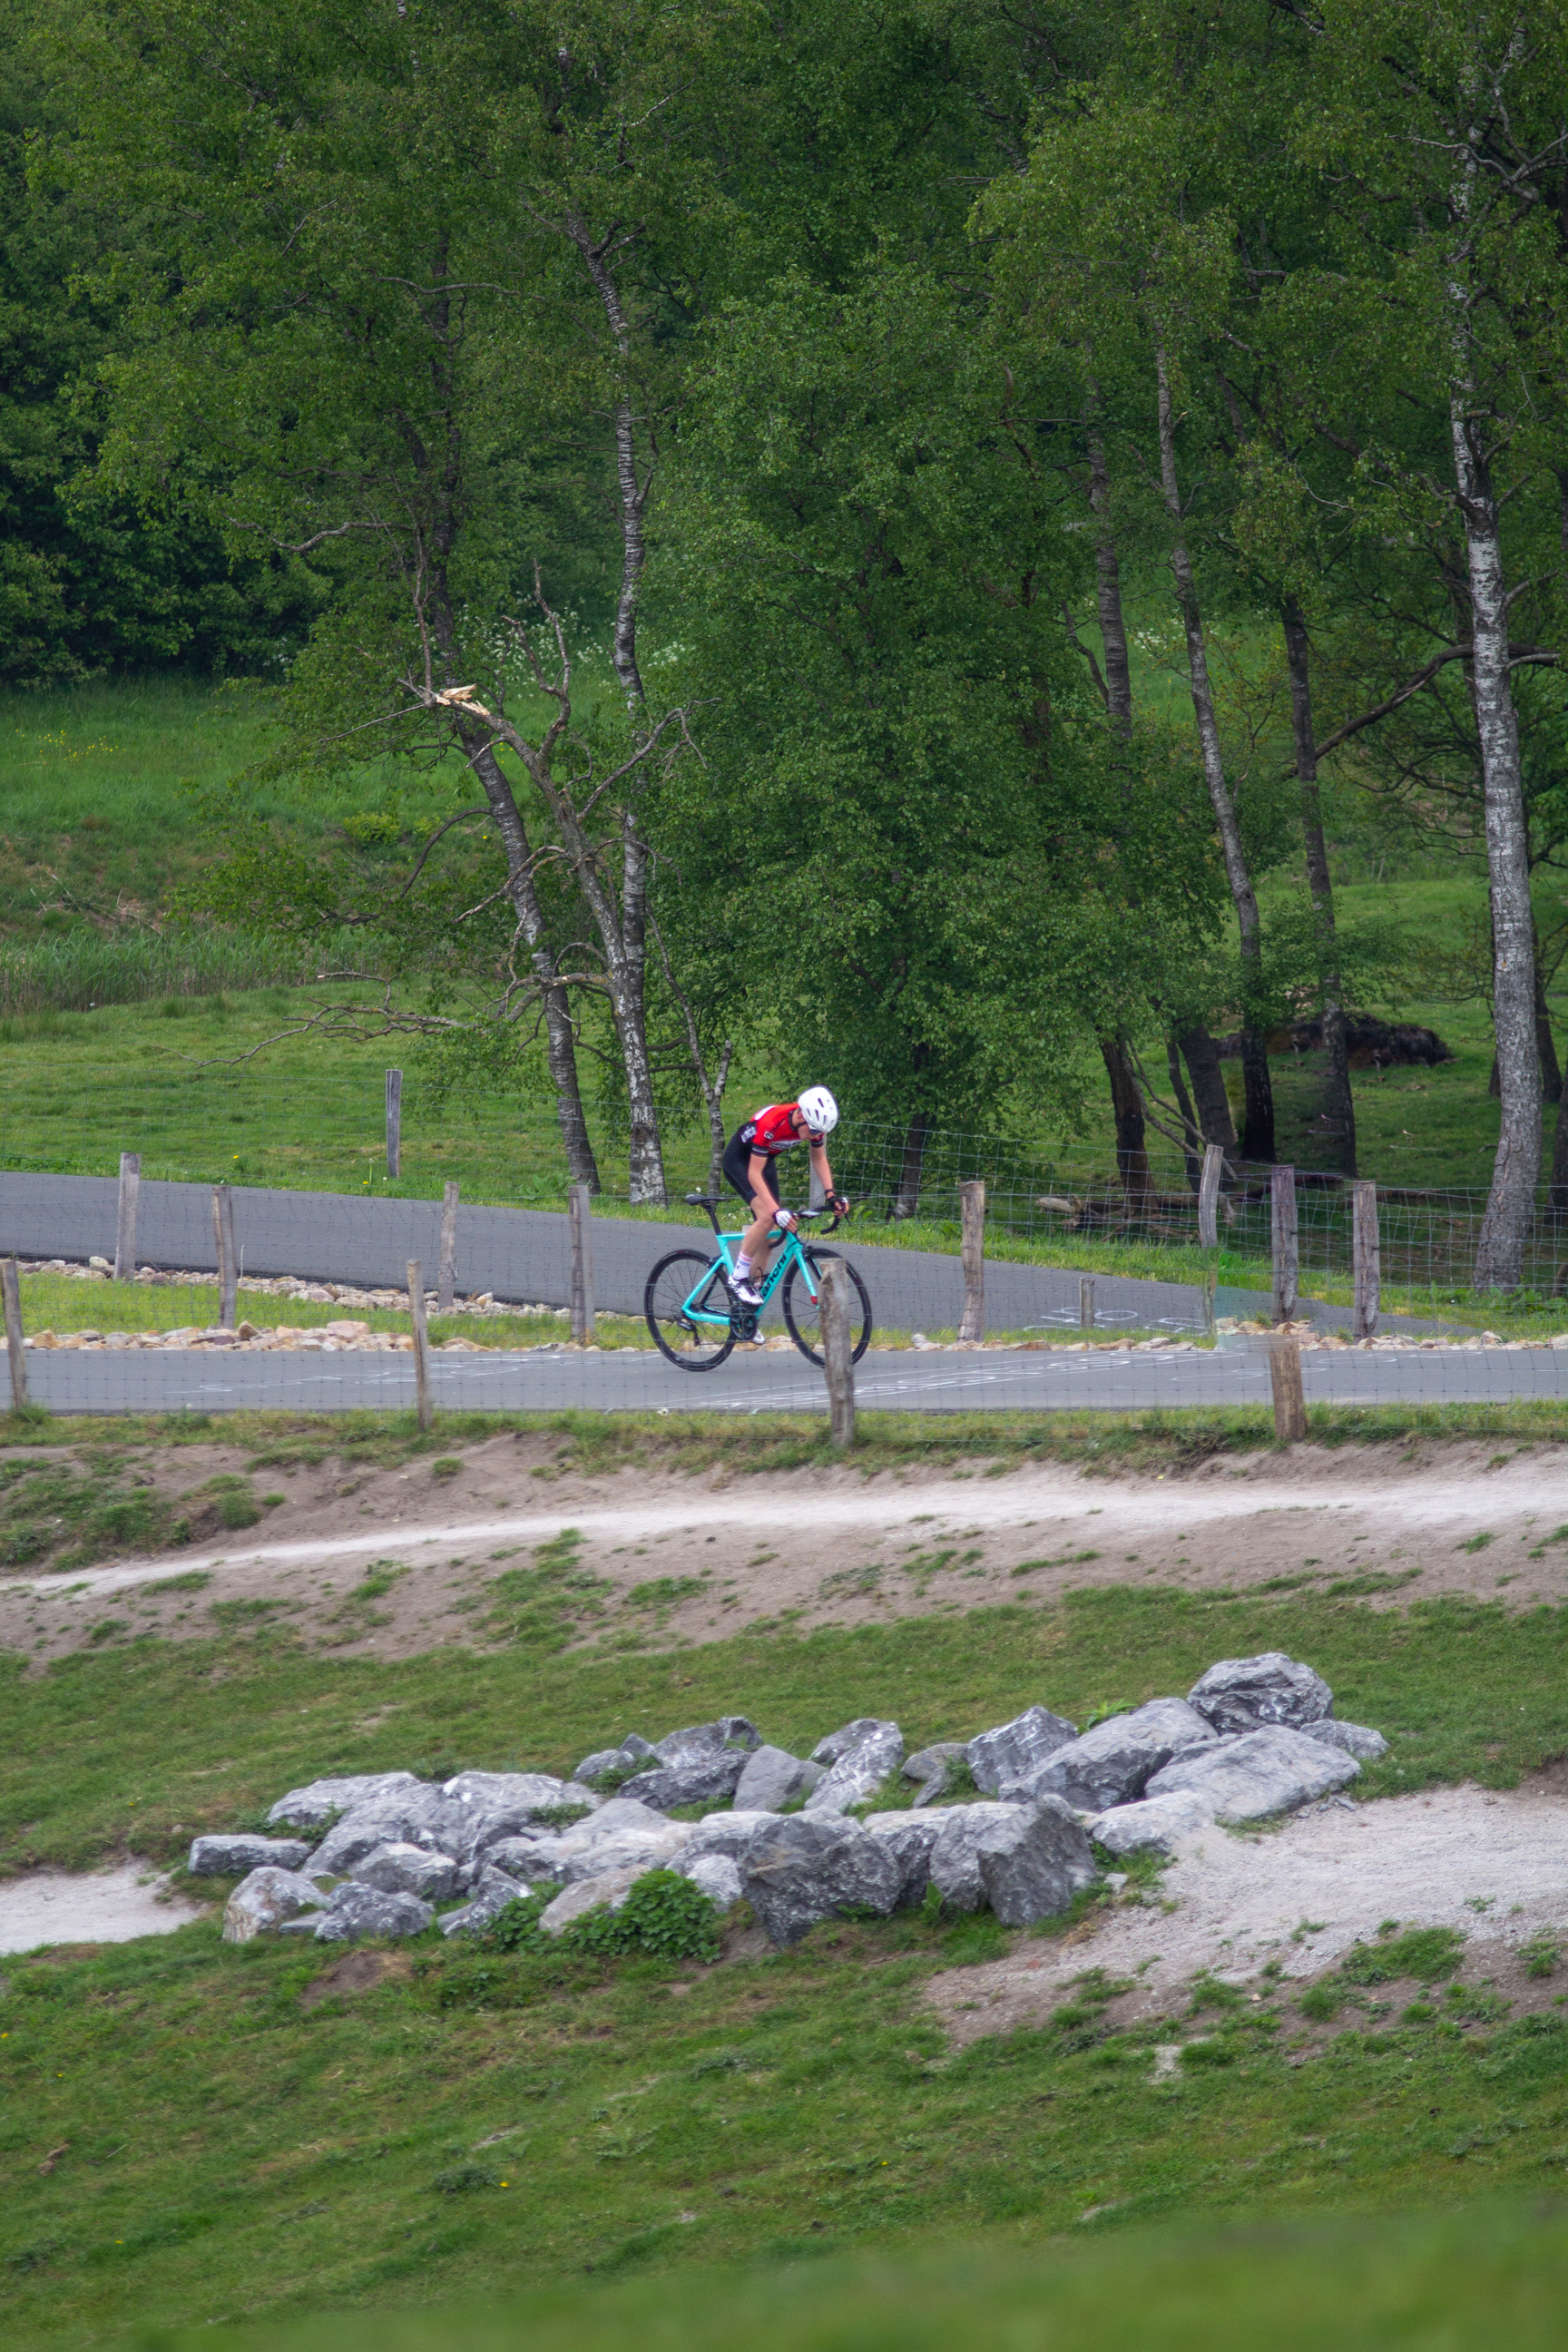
[155,2201,1568,2352]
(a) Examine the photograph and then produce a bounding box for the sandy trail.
[8,1436,1568,1660]
[0,1862,205,1957]
[926,1779,1568,2044]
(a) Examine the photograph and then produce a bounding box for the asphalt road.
[2,1167,1216,1335]
[20,1338,1568,1417]
[3,1169,1459,1348]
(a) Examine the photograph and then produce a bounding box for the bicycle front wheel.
[781,1249,873,1367]
[644,1249,736,1371]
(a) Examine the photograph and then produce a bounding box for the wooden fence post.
[1269,1336,1308,1442]
[1352,1181,1380,1338]
[1271,1163,1299,1325]
[437,1181,460,1314]
[407,1258,434,1430]
[569,1182,595,1344]
[957,1180,985,1342]
[1080,1276,1096,1332]
[2,1259,26,1412]
[1198,1143,1224,1250]
[820,1259,856,1447]
[211,1183,238,1330]
[386,1068,402,1178]
[113,1151,142,1283]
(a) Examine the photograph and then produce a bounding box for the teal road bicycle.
[644,1191,874,1372]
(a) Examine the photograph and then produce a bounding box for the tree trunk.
[1552,1083,1568,1218]
[559,210,667,1202]
[1282,599,1357,1175]
[1167,1037,1203,1191]
[1156,342,1274,1162]
[1101,1036,1153,1208]
[1534,946,1561,1105]
[1087,422,1133,733]
[892,1115,932,1219]
[1177,1024,1237,1149]
[466,736,600,1191]
[1452,408,1538,1284]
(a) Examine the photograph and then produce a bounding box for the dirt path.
[6,1436,1568,1661]
[0,1863,205,1958]
[926,1777,1568,2047]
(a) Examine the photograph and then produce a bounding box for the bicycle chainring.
[730,1306,760,1342]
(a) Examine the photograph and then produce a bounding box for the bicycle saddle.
[683,1192,720,1207]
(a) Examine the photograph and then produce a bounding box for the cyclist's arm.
[808,1138,836,1196]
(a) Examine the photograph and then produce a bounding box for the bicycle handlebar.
[682,1192,851,1238]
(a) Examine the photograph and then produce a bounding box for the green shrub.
[567,1870,720,1964]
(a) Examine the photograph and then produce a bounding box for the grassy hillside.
[5,1554,1568,2346]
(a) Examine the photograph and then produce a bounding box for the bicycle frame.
[677,1223,817,1329]
[676,1195,845,1332]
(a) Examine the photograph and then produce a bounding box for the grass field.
[165,2205,1568,2352]
[5,1544,1568,2347]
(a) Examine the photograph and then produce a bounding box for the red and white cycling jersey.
[738,1102,819,1157]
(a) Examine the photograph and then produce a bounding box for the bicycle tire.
[781,1249,873,1367]
[644,1249,737,1371]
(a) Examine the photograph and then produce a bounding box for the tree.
[654,261,1224,1204]
[1283,0,1568,1283]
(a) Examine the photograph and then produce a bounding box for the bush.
[567,1870,720,1964]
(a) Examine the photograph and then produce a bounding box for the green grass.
[5,1539,1568,1871]
[162,2205,1568,2352]
[5,1581,1568,2346]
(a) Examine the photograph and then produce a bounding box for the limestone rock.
[1145,1725,1358,1823]
[1301,1719,1388,1762]
[557,1826,691,1885]
[560,1796,672,1842]
[307,1784,458,1875]
[1018,1698,1217,1812]
[620,1753,750,1811]
[975,1799,1097,1926]
[678,1852,745,1911]
[267,1771,421,1832]
[677,1810,774,1863]
[313,1883,434,1944]
[222,1867,330,1943]
[734,1744,826,1812]
[539,1867,642,1937]
[473,1833,572,1884]
[1187,1652,1333,1736]
[573,1748,625,1785]
[1088,1792,1214,1860]
[966,1706,1079,1798]
[811,1718,893,1766]
[188,1832,312,1877]
[740,1815,900,1946]
[864,1811,943,1906]
[350,1841,462,1902]
[439,1866,532,1938]
[652,1716,763,1766]
[928,1802,1030,1912]
[805,1720,905,1815]
[903,1743,966,1808]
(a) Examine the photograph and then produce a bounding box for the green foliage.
[1340,1927,1465,1987]
[564,1868,720,1964]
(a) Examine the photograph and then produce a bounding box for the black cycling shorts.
[722,1128,781,1210]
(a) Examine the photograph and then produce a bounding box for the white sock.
[735,1254,752,1279]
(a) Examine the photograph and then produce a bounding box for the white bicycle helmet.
[797,1084,838,1136]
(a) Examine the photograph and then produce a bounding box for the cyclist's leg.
[722,1134,779,1283]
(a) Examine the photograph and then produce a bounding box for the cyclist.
[722,1087,848,1306]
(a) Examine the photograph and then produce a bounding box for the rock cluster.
[208,1654,1386,1950]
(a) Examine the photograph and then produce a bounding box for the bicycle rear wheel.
[644,1249,736,1371]
[781,1249,873,1367]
